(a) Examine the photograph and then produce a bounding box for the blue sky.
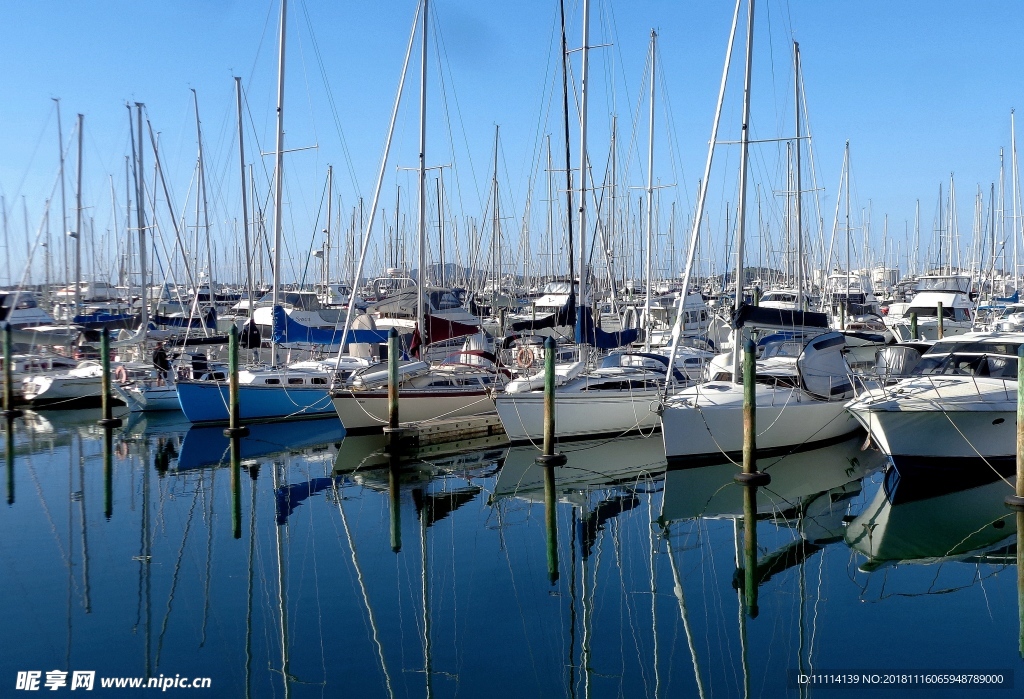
[1,0,1022,286]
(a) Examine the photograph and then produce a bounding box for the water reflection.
[2,415,1022,697]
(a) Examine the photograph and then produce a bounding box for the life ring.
[515,345,535,369]
[114,365,129,384]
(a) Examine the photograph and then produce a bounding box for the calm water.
[2,409,1022,697]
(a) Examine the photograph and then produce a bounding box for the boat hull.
[176,380,336,424]
[331,389,496,433]
[495,389,662,443]
[661,382,860,466]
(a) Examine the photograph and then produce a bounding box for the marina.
[4,0,1024,695]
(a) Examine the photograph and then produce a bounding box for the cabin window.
[288,378,304,385]
[311,377,327,385]
[265,378,280,385]
[429,379,454,387]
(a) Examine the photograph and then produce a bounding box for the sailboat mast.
[731,0,755,383]
[793,41,804,308]
[271,0,288,364]
[192,91,215,313]
[74,114,83,315]
[136,104,149,336]
[644,30,657,351]
[235,77,255,306]
[54,99,68,288]
[577,0,591,347]
[417,0,429,342]
[845,142,851,309]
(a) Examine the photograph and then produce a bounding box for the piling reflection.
[5,414,1024,697]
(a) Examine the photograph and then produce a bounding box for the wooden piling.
[536,336,566,467]
[389,456,402,553]
[231,435,242,539]
[2,323,22,418]
[742,485,758,618]
[1005,345,1024,510]
[937,301,944,339]
[5,417,13,506]
[543,459,559,585]
[909,312,918,340]
[735,337,770,487]
[388,328,399,429]
[223,324,249,438]
[103,427,113,520]
[1018,510,1024,658]
[97,328,122,427]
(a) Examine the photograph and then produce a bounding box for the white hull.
[22,364,105,406]
[847,377,1016,467]
[661,382,860,464]
[116,383,181,412]
[331,389,496,432]
[495,389,662,443]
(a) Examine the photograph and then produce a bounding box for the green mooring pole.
[937,301,944,339]
[2,323,22,418]
[383,328,406,455]
[536,337,566,467]
[1005,345,1024,511]
[909,312,918,341]
[97,328,122,427]
[734,338,769,487]
[734,336,768,617]
[223,324,249,438]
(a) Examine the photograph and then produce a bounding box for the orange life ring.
[114,365,129,384]
[515,345,535,369]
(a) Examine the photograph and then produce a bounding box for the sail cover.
[272,306,389,347]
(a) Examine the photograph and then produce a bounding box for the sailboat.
[660,8,861,463]
[175,0,368,425]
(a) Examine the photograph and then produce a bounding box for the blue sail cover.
[575,305,640,349]
[272,305,389,347]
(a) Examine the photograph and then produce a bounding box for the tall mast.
[643,30,657,351]
[577,0,591,348]
[192,91,214,309]
[136,104,148,337]
[325,166,333,292]
[235,77,255,306]
[1012,110,1019,287]
[437,175,444,287]
[913,199,920,277]
[793,41,804,308]
[416,0,429,343]
[54,99,68,287]
[731,0,755,383]
[492,126,500,307]
[845,142,851,309]
[546,135,554,281]
[662,0,744,398]
[74,114,84,315]
[271,0,288,365]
